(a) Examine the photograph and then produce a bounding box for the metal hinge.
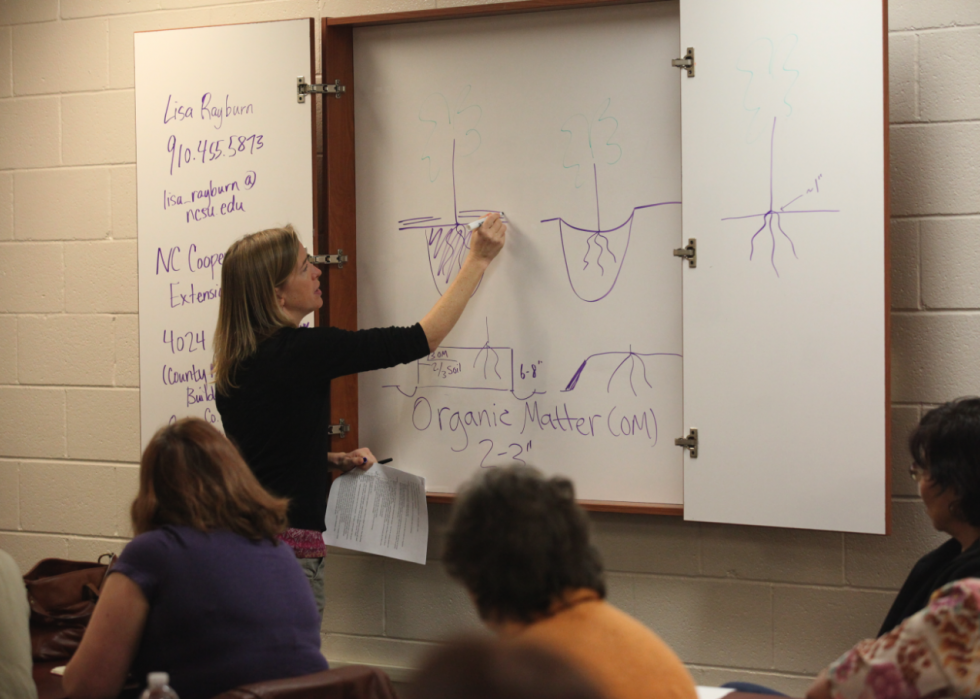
[671,47,695,77]
[673,238,696,268]
[310,249,348,269]
[675,428,698,458]
[297,77,346,103]
[327,418,350,438]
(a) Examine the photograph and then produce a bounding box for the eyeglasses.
[909,463,926,483]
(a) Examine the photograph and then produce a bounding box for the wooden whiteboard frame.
[322,0,681,517]
[321,0,889,522]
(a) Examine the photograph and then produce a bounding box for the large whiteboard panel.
[355,4,684,504]
[680,1,886,532]
[135,20,315,449]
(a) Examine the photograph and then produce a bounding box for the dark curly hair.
[910,397,980,527]
[443,466,605,624]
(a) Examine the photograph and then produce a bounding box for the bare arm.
[64,573,149,699]
[420,213,506,352]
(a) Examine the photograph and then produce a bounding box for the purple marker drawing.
[562,349,682,396]
[382,323,547,401]
[721,117,839,277]
[399,139,505,297]
[541,163,680,303]
[473,318,502,381]
[383,384,419,398]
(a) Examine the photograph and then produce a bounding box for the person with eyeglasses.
[802,398,980,699]
[212,219,505,617]
[872,397,980,636]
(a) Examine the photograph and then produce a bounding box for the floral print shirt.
[827,578,980,699]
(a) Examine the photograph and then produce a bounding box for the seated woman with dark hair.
[724,398,980,699]
[443,465,697,699]
[878,397,980,636]
[799,398,980,699]
[63,418,328,699]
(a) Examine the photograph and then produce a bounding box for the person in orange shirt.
[443,466,697,699]
[410,635,605,699]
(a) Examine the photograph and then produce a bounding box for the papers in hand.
[322,463,429,564]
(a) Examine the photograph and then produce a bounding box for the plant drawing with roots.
[562,348,681,396]
[722,35,838,276]
[541,99,679,302]
[398,86,504,296]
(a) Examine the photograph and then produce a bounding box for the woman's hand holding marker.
[328,447,377,473]
[420,212,507,352]
[467,212,506,267]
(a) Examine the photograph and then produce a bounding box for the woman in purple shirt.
[63,418,328,699]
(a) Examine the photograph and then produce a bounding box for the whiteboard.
[354,3,684,504]
[680,1,886,532]
[135,19,316,449]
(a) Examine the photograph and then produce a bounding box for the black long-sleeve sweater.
[878,537,980,636]
[216,323,429,531]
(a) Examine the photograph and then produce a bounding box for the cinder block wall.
[0,0,976,694]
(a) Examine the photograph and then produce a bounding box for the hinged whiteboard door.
[680,1,886,533]
[135,19,316,449]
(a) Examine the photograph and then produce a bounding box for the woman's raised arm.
[420,213,506,352]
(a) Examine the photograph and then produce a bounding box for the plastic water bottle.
[140,672,179,699]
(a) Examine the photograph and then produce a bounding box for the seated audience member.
[63,418,328,699]
[410,635,605,699]
[807,578,980,699]
[443,466,697,699]
[723,398,980,699]
[878,397,980,636]
[0,549,38,699]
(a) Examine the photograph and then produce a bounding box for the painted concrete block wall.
[0,0,976,694]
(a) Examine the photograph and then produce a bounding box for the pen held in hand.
[378,458,393,465]
[466,216,488,232]
[467,212,503,232]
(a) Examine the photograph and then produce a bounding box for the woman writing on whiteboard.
[212,215,505,616]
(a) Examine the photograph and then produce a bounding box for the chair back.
[210,666,399,699]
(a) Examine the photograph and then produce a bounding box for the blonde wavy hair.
[213,225,301,395]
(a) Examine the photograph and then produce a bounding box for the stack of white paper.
[322,463,429,565]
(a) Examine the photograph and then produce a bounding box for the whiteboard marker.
[466,216,490,232]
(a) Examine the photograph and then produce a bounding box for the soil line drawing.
[383,320,545,401]
[721,116,838,277]
[540,99,679,302]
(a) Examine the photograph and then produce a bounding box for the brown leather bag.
[23,554,116,661]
